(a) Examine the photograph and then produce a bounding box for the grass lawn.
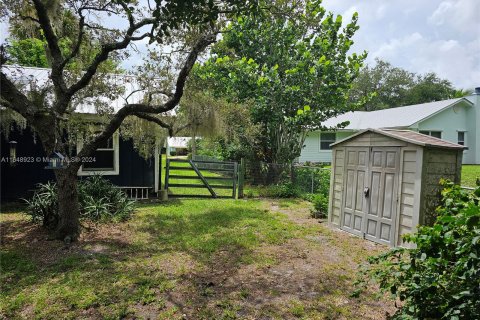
[1,199,393,319]
[461,165,480,188]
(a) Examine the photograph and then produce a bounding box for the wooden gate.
[165,159,238,199]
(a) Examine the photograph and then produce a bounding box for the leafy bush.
[258,182,301,198]
[243,189,255,199]
[78,175,134,221]
[194,137,227,160]
[355,179,480,319]
[24,181,58,229]
[293,167,330,217]
[25,176,135,227]
[294,167,330,195]
[311,194,328,218]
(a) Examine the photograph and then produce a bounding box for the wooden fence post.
[232,162,238,199]
[165,158,170,191]
[238,158,245,199]
[159,151,163,191]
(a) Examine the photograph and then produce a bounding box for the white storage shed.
[328,129,464,247]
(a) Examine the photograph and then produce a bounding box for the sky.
[321,0,480,89]
[1,0,479,89]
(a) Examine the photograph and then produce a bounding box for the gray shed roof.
[323,98,473,130]
[331,128,466,149]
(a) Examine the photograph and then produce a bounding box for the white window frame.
[77,132,120,176]
[320,132,336,150]
[457,130,468,150]
[419,130,442,139]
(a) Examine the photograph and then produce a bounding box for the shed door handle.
[364,187,369,198]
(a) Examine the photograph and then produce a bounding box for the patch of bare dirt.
[0,214,134,265]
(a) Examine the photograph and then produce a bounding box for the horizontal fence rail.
[165,158,238,199]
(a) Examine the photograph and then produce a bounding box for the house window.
[320,133,336,150]
[77,133,119,176]
[419,130,442,139]
[457,131,466,146]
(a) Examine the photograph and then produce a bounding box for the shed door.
[341,148,369,236]
[364,147,400,246]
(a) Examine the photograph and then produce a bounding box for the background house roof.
[167,137,191,149]
[323,98,472,130]
[332,128,465,149]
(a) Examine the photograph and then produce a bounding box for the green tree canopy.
[6,38,48,67]
[196,0,366,165]
[350,58,463,111]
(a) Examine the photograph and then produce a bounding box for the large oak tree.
[0,0,257,241]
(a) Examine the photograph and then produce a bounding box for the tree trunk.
[54,169,80,241]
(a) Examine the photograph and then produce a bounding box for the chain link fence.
[244,161,331,195]
[188,156,333,215]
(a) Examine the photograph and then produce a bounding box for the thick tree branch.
[133,112,174,136]
[0,72,36,119]
[117,33,216,114]
[31,0,68,95]
[19,14,40,24]
[128,33,150,41]
[64,17,156,105]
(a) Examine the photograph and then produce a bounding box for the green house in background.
[299,88,480,164]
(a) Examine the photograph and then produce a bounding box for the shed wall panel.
[420,148,463,225]
[397,149,419,246]
[329,148,345,226]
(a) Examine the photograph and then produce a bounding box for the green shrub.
[311,194,328,218]
[78,175,134,222]
[258,182,301,198]
[294,167,330,195]
[24,181,58,229]
[25,176,135,227]
[300,193,315,202]
[355,179,480,319]
[293,167,331,218]
[244,189,255,199]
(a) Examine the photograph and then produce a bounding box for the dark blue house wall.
[1,126,156,201]
[1,126,55,200]
[106,138,155,187]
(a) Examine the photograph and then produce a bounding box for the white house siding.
[301,98,479,164]
[466,94,480,164]
[417,103,474,164]
[298,131,355,163]
[299,132,325,163]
